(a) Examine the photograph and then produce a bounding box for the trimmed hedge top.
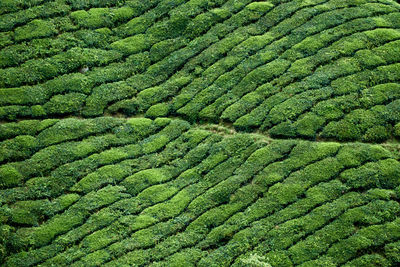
[1,0,400,266]
[0,0,399,142]
[1,118,400,266]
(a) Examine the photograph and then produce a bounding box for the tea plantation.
[1,0,400,266]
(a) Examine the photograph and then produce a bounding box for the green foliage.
[336,143,392,168]
[150,38,187,62]
[344,254,390,267]
[110,34,153,55]
[145,103,170,118]
[0,0,47,14]
[0,47,122,88]
[385,241,400,264]
[395,123,400,138]
[0,31,13,48]
[1,0,400,265]
[122,168,169,196]
[70,6,135,29]
[340,159,400,189]
[83,81,136,116]
[0,0,70,32]
[43,93,86,115]
[36,117,123,147]
[46,73,94,95]
[0,0,397,144]
[14,19,57,41]
[126,117,156,137]
[149,15,190,39]
[142,135,170,154]
[237,254,272,267]
[294,113,326,139]
[0,135,38,163]
[71,164,131,193]
[269,121,297,138]
[3,123,398,265]
[0,120,57,141]
[66,0,125,10]
[0,165,23,188]
[71,8,112,29]
[362,125,390,143]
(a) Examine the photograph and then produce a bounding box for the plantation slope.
[0,0,400,142]
[0,118,400,266]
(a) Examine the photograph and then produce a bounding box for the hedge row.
[1,118,400,266]
[2,0,399,142]
[0,0,271,116]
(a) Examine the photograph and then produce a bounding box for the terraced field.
[1,0,400,266]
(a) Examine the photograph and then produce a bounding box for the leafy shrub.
[83,81,135,116]
[149,38,187,62]
[43,93,87,115]
[340,159,400,189]
[71,8,113,29]
[145,103,170,118]
[110,34,153,55]
[362,125,390,143]
[0,135,38,163]
[394,123,400,138]
[1,0,400,265]
[0,165,23,188]
[14,19,57,41]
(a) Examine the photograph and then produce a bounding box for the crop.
[0,118,399,266]
[0,0,400,142]
[1,0,400,266]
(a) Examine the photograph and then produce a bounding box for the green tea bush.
[0,31,13,49]
[3,0,398,142]
[14,19,57,42]
[340,159,400,189]
[66,0,126,10]
[0,119,57,141]
[394,123,400,138]
[145,103,170,118]
[0,165,23,188]
[71,8,113,29]
[0,135,38,163]
[43,93,87,115]
[0,0,47,14]
[36,117,124,147]
[149,38,188,62]
[2,0,400,265]
[385,241,400,264]
[0,1,70,32]
[0,48,122,88]
[83,81,135,116]
[2,128,397,266]
[110,34,154,55]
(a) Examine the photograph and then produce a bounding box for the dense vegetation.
[1,118,400,266]
[0,0,399,141]
[1,0,400,266]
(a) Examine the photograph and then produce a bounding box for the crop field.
[1,0,400,266]
[1,118,400,267]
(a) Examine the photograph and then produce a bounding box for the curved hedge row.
[1,118,400,266]
[1,0,400,266]
[0,0,399,142]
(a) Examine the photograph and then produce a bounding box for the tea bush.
[1,0,400,266]
[0,118,399,266]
